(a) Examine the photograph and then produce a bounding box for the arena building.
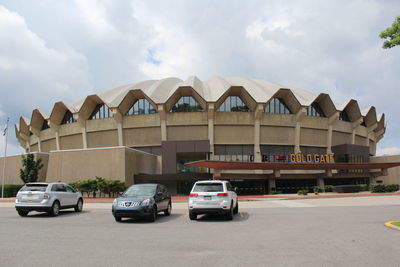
[3,76,400,195]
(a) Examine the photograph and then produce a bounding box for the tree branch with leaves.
[380,16,400,49]
[19,153,44,184]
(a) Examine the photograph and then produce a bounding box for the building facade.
[10,76,394,195]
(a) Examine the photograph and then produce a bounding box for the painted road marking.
[269,200,315,208]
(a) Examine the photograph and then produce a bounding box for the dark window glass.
[90,104,113,120]
[339,110,350,121]
[193,183,223,192]
[41,120,49,130]
[217,96,250,112]
[306,102,325,117]
[20,184,48,192]
[264,98,291,114]
[61,110,76,124]
[126,99,157,115]
[171,96,203,112]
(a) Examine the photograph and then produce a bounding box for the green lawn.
[392,221,400,227]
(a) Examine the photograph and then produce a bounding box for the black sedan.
[112,183,171,222]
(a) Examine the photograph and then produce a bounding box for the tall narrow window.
[89,104,113,120]
[339,110,350,121]
[217,96,250,112]
[306,102,325,117]
[264,98,291,114]
[126,99,157,115]
[171,96,203,112]
[61,110,76,124]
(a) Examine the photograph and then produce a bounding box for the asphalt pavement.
[1,196,399,267]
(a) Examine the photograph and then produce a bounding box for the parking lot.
[1,196,400,267]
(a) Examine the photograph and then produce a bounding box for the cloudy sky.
[0,0,399,156]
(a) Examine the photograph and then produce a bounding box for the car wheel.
[49,201,60,217]
[114,216,122,222]
[74,198,83,212]
[226,202,233,221]
[164,202,171,216]
[233,200,239,214]
[189,211,197,220]
[17,209,29,217]
[148,206,157,222]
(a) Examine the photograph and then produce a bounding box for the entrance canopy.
[186,160,400,170]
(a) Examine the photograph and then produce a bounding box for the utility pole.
[1,117,9,198]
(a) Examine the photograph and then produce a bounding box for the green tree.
[19,153,44,184]
[380,16,400,49]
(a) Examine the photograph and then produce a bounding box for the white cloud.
[376,146,400,156]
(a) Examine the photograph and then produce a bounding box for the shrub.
[297,189,308,195]
[359,184,370,191]
[72,178,127,197]
[0,184,23,198]
[324,185,334,192]
[270,190,282,194]
[313,186,323,193]
[370,184,399,193]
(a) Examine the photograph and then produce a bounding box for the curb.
[384,221,400,231]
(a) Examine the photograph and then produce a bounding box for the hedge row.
[0,184,23,198]
[370,184,399,193]
[70,177,127,198]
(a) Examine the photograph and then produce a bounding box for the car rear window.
[20,184,48,192]
[193,183,223,192]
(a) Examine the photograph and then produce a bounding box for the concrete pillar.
[112,109,124,147]
[317,178,325,188]
[158,105,167,141]
[55,131,60,150]
[268,178,276,193]
[253,104,263,163]
[37,137,42,152]
[77,118,87,149]
[327,112,338,154]
[351,129,356,144]
[294,122,301,153]
[294,108,305,154]
[208,104,215,154]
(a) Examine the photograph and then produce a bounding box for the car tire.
[226,202,233,221]
[74,198,83,212]
[17,209,29,217]
[189,211,197,220]
[233,200,239,214]
[114,216,122,222]
[148,206,157,222]
[164,202,171,216]
[49,201,60,217]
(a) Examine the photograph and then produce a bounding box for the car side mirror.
[157,192,163,196]
[233,187,238,192]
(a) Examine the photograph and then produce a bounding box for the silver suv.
[15,182,83,217]
[188,180,238,220]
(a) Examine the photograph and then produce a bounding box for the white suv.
[188,180,238,220]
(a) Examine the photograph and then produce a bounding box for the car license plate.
[204,196,211,200]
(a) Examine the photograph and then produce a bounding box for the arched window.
[218,96,250,112]
[126,99,157,115]
[306,102,325,117]
[171,96,203,112]
[41,120,49,130]
[339,110,350,121]
[61,110,76,124]
[90,104,113,120]
[264,98,291,114]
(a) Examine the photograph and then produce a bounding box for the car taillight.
[189,193,198,197]
[44,193,50,199]
[217,193,228,197]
